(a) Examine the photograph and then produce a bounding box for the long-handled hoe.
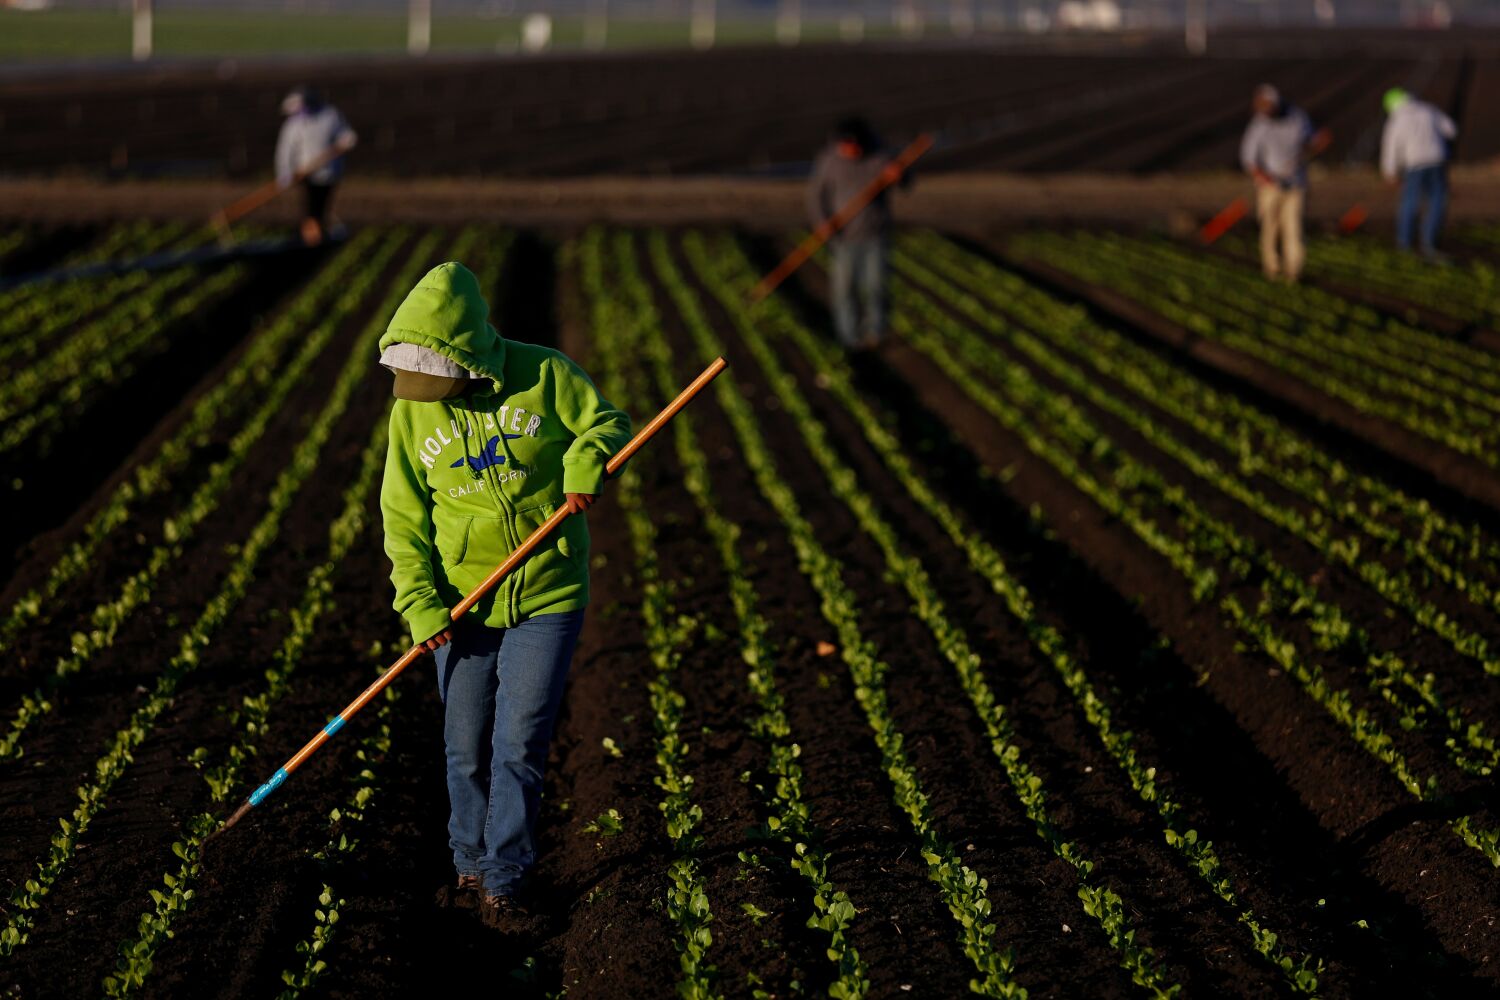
[210,138,355,247]
[749,132,932,303]
[211,356,727,840]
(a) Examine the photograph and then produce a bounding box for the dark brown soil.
[874,329,1500,997]
[6,34,1500,180]
[0,234,454,997]
[882,245,1500,791]
[0,224,97,276]
[999,247,1500,519]
[0,246,321,574]
[747,241,1500,996]
[3,220,1500,999]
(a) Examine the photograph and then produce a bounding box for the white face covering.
[379,343,484,380]
[380,343,487,402]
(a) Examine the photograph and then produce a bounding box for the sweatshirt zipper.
[494,409,527,626]
[441,399,514,627]
[470,394,524,626]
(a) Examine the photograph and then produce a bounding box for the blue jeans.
[830,238,888,347]
[434,609,585,896]
[1398,165,1448,253]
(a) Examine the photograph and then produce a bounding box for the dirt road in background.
[4,168,1500,233]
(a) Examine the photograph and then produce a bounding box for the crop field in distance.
[0,9,892,60]
[7,41,1500,180]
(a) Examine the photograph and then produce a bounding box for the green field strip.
[590,228,870,998]
[0,231,407,761]
[881,247,1500,868]
[0,227,389,657]
[0,230,445,961]
[699,231,1326,994]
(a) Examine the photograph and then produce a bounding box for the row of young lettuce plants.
[273,636,406,999]
[692,231,1325,994]
[673,229,1198,996]
[887,244,1500,778]
[906,232,1500,603]
[1094,231,1500,399]
[0,224,194,360]
[582,229,722,999]
[0,262,251,461]
[1300,235,1500,329]
[0,222,187,331]
[0,230,408,761]
[877,240,1499,868]
[591,228,871,999]
[101,411,393,995]
[1011,232,1500,467]
[637,228,1069,999]
[1130,233,1500,391]
[0,227,389,657]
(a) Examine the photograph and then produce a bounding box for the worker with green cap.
[1381,87,1458,257]
[378,261,631,925]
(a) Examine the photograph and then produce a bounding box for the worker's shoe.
[434,873,484,909]
[479,890,539,933]
[482,891,527,914]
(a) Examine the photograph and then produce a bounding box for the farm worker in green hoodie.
[378,261,631,920]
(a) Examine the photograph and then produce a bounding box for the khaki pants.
[1256,185,1305,280]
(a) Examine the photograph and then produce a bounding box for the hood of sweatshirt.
[378,262,507,392]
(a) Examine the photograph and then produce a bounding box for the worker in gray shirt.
[275,86,357,246]
[1381,88,1457,257]
[806,117,906,350]
[1239,85,1331,282]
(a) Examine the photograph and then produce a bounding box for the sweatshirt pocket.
[444,508,589,613]
[510,505,589,597]
[431,506,472,565]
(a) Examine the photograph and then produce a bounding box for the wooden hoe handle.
[750,132,933,303]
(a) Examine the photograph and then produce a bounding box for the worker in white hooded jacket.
[274,85,357,246]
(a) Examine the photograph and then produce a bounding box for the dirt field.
[1,216,1499,998]
[4,27,1500,998]
[5,168,1500,243]
[3,32,1500,180]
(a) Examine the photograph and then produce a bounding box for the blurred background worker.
[806,116,904,351]
[1381,88,1458,258]
[274,85,357,246]
[1239,84,1331,283]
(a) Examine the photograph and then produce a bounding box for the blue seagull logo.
[451,434,522,474]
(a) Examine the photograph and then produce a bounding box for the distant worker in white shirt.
[1380,88,1457,258]
[1239,84,1331,282]
[274,86,358,247]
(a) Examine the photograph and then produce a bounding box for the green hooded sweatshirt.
[379,262,632,644]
